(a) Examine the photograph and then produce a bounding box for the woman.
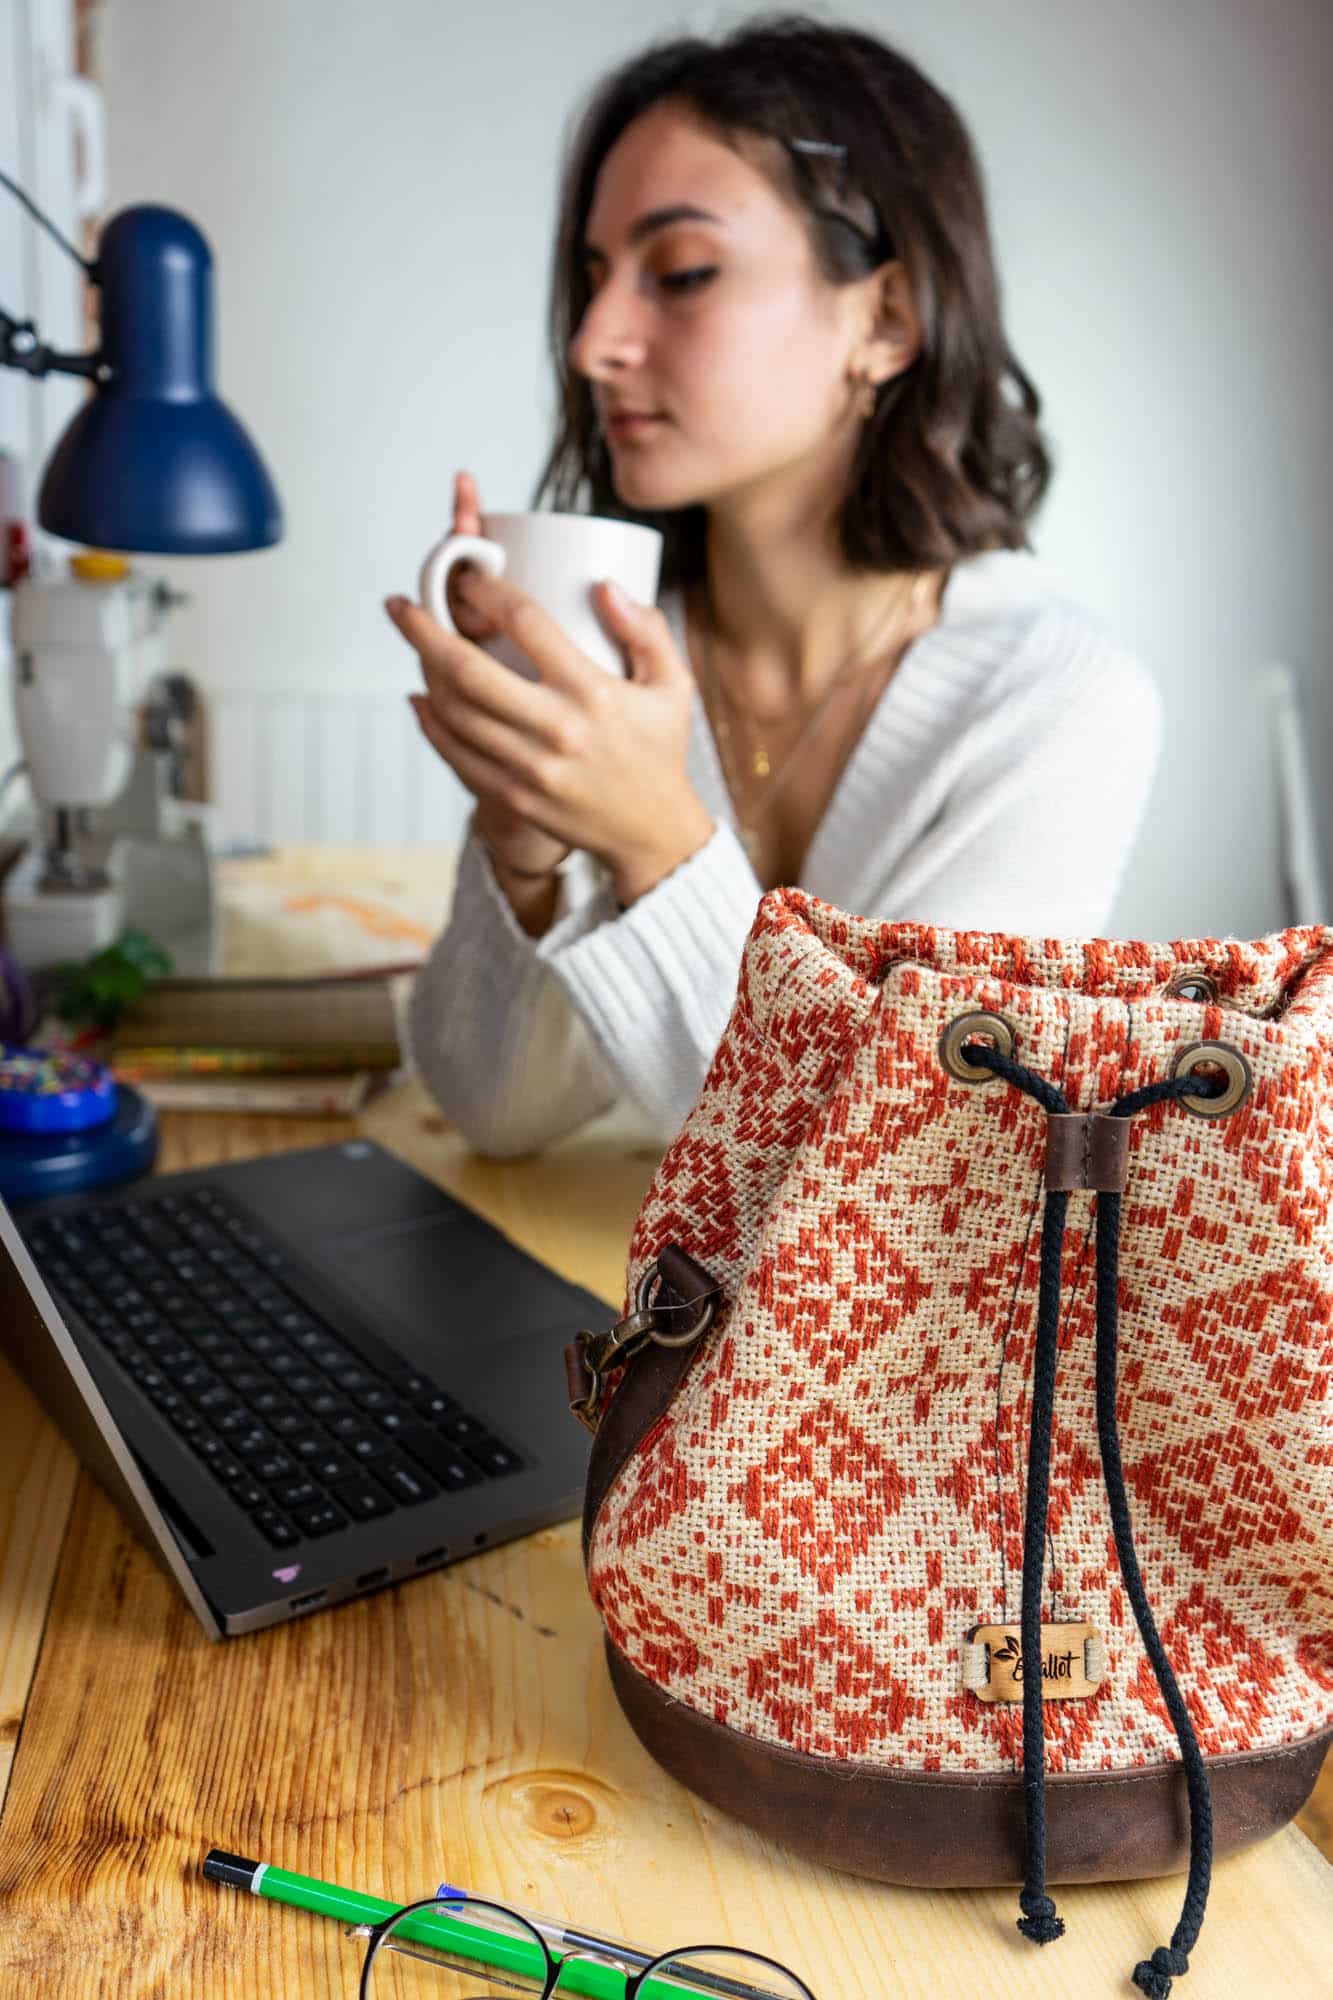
[386,13,1160,1155]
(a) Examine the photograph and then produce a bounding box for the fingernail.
[385,594,407,615]
[604,578,632,611]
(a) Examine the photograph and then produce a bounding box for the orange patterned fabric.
[589,892,1333,1778]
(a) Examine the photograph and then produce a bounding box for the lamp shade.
[37,205,282,554]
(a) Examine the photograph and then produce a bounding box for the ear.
[855,260,922,385]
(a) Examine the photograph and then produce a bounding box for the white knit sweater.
[406,548,1162,1156]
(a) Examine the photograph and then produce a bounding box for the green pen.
[201,1850,798,1999]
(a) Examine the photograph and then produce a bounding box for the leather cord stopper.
[1045,1111,1131,1192]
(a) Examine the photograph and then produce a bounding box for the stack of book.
[104,960,418,1115]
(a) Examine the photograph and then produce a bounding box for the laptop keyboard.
[21,1183,524,1550]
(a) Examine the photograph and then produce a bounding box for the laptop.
[0,1138,612,1638]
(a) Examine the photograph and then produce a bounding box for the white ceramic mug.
[417,511,664,678]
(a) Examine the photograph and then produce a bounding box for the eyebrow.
[580,203,725,263]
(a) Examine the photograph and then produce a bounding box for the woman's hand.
[430,472,571,882]
[386,518,715,907]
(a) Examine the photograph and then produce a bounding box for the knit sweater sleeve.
[403,813,761,1158]
[403,825,622,1157]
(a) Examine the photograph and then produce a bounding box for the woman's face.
[569,99,874,516]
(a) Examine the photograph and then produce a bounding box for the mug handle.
[417,533,507,631]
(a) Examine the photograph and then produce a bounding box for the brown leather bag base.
[607,1639,1333,1888]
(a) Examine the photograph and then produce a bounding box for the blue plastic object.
[0,1044,117,1134]
[0,1072,158,1201]
[37,205,282,554]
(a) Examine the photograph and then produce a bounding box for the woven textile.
[589,892,1333,1780]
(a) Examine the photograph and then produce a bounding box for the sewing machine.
[2,556,216,976]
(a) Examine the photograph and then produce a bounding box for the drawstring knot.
[1133,1943,1194,1997]
[1016,1890,1065,1944]
[966,1042,1231,1997]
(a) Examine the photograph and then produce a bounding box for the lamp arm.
[0,304,104,382]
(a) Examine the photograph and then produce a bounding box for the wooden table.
[2,1079,1332,1998]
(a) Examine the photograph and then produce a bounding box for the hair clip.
[788,138,847,160]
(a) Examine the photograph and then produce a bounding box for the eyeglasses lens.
[363,1897,551,1999]
[634,1946,815,2000]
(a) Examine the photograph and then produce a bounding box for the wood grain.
[1,1486,1331,1998]
[1297,1747,1333,1859]
[0,1358,78,1817]
[1,1071,1330,1996]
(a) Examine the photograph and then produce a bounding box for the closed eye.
[659,266,718,292]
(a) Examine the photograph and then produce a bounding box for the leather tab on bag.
[578,1246,723,1568]
[567,1246,722,1435]
[1045,1112,1131,1192]
[656,1244,721,1320]
[565,1339,593,1411]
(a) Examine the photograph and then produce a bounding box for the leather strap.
[581,1336,700,1568]
[577,1246,721,1568]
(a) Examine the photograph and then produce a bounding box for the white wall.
[77,1,1333,934]
[0,0,86,776]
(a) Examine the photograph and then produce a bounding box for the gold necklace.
[700,574,929,870]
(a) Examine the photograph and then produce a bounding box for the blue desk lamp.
[0,176,281,552]
[0,172,282,978]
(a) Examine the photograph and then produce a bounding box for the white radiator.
[208,688,471,849]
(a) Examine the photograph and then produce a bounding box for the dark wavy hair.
[531,12,1052,593]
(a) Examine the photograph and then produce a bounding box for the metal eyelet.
[1171,1040,1252,1118]
[939,1010,1016,1084]
[1165,970,1220,1005]
[872,954,934,985]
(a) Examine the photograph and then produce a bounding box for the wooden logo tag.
[963,1622,1105,1703]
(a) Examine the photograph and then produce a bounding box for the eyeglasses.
[350,1892,819,1999]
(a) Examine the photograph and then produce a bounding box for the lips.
[603,407,667,435]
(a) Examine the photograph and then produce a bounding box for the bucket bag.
[566,892,1333,1998]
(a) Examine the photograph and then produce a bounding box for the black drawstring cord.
[979,1055,1071,1947]
[1100,1082,1216,1999]
[969,1045,1225,1997]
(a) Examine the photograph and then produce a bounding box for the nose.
[568,276,650,383]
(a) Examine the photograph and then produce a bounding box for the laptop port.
[356,1567,389,1589]
[414,1545,448,1568]
[290,1588,327,1612]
